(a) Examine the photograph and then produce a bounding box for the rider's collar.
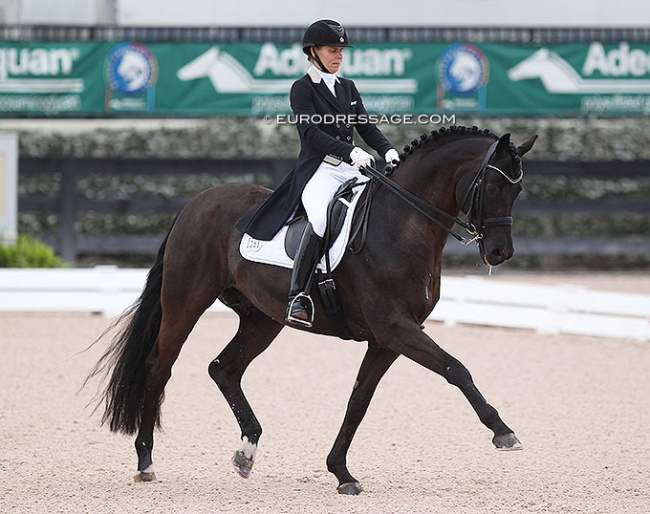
[308,65,340,84]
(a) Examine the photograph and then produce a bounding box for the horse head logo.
[508,47,650,94]
[105,43,157,96]
[507,48,584,93]
[177,47,292,93]
[117,49,151,93]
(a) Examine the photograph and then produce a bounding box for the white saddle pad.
[240,179,368,271]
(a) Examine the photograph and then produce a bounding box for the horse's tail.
[85,230,170,435]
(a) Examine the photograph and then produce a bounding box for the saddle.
[240,177,367,271]
[284,178,357,260]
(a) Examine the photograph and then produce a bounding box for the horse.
[87,125,537,495]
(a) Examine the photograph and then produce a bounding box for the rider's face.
[312,46,344,73]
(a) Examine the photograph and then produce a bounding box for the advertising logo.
[105,42,158,112]
[436,43,490,111]
[507,44,650,114]
[177,44,418,114]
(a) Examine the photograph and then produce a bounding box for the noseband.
[359,140,523,246]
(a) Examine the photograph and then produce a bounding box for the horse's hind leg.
[208,293,284,479]
[134,306,209,482]
[134,260,221,481]
[327,343,399,494]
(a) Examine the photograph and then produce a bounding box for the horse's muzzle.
[479,235,514,266]
[483,246,513,266]
[477,215,515,266]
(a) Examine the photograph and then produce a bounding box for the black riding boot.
[286,223,322,327]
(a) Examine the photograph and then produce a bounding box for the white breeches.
[301,160,364,237]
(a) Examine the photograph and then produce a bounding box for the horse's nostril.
[489,247,513,263]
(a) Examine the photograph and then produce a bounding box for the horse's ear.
[495,133,511,155]
[517,135,538,157]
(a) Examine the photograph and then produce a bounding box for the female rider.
[237,19,400,327]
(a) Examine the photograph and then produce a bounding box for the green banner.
[1,40,650,116]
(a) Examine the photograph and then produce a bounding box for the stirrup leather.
[286,292,315,327]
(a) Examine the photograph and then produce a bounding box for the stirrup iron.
[286,292,315,327]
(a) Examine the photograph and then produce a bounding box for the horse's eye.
[486,184,500,196]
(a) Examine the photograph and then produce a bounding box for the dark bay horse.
[88,125,537,495]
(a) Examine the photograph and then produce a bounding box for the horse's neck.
[364,137,491,285]
[390,138,487,218]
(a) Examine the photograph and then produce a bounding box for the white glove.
[384,148,400,165]
[349,147,375,170]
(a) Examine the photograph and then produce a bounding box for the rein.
[354,140,522,249]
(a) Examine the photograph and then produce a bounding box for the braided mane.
[394,125,499,168]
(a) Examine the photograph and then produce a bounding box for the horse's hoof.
[232,450,254,479]
[133,471,157,483]
[493,433,523,451]
[337,481,364,495]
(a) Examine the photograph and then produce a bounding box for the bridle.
[355,140,523,248]
[460,140,523,244]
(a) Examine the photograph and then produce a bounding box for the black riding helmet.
[302,19,351,73]
[302,19,352,53]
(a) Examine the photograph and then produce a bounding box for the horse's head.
[456,133,537,267]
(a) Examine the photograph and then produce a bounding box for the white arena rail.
[429,276,650,341]
[0,267,648,341]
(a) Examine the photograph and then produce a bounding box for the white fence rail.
[1,267,648,341]
[429,276,650,341]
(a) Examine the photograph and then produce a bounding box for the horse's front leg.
[327,343,399,494]
[382,318,522,450]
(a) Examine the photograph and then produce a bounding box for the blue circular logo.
[438,43,489,95]
[105,43,158,95]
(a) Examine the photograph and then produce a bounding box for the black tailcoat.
[236,66,394,240]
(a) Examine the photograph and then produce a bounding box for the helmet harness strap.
[309,47,334,75]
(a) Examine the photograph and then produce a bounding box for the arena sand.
[1,273,649,514]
